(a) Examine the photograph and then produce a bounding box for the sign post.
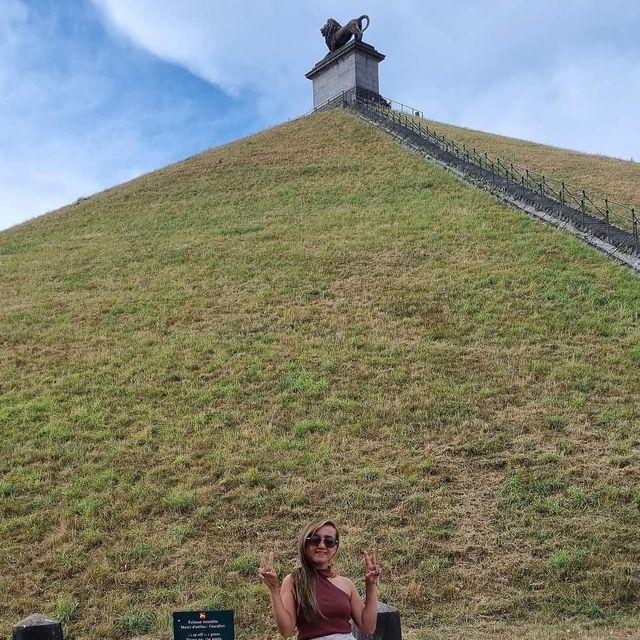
[173,610,234,640]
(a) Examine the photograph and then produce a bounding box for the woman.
[258,518,381,640]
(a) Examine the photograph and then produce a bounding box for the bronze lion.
[321,15,370,52]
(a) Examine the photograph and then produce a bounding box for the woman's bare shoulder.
[280,573,294,595]
[331,574,357,594]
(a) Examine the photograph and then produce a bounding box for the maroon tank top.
[296,569,352,640]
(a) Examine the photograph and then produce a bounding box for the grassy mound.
[1,110,639,639]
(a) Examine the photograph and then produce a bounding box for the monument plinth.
[306,39,386,109]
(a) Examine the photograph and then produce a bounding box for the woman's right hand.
[258,550,279,591]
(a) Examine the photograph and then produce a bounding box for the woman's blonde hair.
[291,518,340,621]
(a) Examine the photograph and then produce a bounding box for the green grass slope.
[1,110,639,640]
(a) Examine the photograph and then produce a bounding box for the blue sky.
[2,0,640,231]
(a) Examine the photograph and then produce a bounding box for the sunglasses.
[305,534,338,548]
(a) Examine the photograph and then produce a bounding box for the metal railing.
[343,95,639,254]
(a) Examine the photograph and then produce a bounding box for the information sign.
[173,610,234,640]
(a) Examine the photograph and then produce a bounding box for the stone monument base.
[306,40,386,109]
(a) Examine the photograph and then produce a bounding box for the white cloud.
[0,1,251,231]
[90,0,314,121]
[0,3,116,229]
[456,52,640,160]
[2,0,640,231]
[89,0,640,160]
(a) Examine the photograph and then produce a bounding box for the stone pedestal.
[352,602,402,640]
[306,40,385,109]
[12,615,63,640]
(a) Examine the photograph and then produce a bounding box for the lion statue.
[321,15,370,52]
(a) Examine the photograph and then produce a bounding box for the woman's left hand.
[363,548,381,586]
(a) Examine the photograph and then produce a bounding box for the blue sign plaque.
[173,610,234,640]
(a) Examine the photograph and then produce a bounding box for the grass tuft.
[115,609,154,636]
[53,595,81,623]
[163,491,196,512]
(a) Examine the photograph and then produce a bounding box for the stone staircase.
[346,98,640,272]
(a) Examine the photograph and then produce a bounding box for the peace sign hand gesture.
[363,548,381,586]
[257,550,279,592]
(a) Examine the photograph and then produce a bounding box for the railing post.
[633,208,638,254]
[13,615,63,640]
[582,190,586,226]
[561,182,565,206]
[353,602,402,640]
[526,169,530,188]
[605,198,610,237]
[541,176,545,197]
